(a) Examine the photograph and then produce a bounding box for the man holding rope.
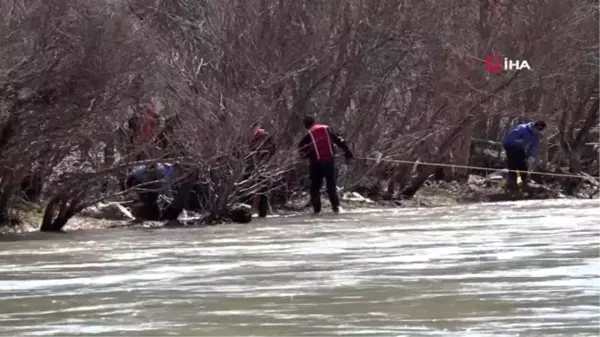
[502,120,547,194]
[298,115,353,214]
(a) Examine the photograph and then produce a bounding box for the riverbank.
[2,171,598,235]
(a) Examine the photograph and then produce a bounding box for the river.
[0,199,598,336]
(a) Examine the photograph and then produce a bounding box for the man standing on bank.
[298,115,353,214]
[246,123,276,217]
[502,120,547,194]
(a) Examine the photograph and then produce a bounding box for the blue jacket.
[131,163,175,181]
[131,165,148,183]
[502,122,540,158]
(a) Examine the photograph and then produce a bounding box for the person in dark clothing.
[243,124,276,217]
[298,116,353,214]
[249,124,275,164]
[502,120,547,193]
[124,163,193,221]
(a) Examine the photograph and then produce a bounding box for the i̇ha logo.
[485,55,532,73]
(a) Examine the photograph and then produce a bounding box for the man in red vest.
[298,115,353,214]
[244,123,275,217]
[249,124,274,161]
[128,103,158,160]
[140,104,158,141]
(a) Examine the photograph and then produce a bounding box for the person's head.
[533,120,546,135]
[250,122,261,137]
[303,115,315,129]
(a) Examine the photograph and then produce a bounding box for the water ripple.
[0,199,598,336]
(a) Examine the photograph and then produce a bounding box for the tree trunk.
[104,139,115,167]
[488,115,502,141]
[102,138,116,193]
[565,150,582,195]
[40,197,61,232]
[0,183,14,224]
[560,98,598,174]
[385,164,412,200]
[384,176,395,200]
[20,169,44,202]
[540,132,549,169]
[473,117,488,139]
[400,171,430,198]
[401,118,474,198]
[455,121,475,180]
[40,196,82,232]
[568,150,582,174]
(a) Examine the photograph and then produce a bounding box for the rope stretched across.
[348,154,600,181]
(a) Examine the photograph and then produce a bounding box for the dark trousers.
[242,162,269,218]
[504,145,529,190]
[162,177,194,220]
[128,175,191,221]
[255,185,269,218]
[309,159,339,213]
[138,189,161,220]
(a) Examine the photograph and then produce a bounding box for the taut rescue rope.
[347,153,600,182]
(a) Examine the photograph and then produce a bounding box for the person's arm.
[265,134,276,158]
[328,127,353,158]
[525,134,541,171]
[298,133,311,159]
[527,136,540,158]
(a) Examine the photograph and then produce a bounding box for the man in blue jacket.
[124,163,193,221]
[502,121,547,192]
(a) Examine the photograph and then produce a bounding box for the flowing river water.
[0,199,598,336]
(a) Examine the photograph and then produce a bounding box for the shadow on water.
[0,203,378,243]
[0,230,76,243]
[0,225,184,243]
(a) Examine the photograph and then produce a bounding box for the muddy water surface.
[0,199,598,336]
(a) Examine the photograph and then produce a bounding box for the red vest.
[250,128,268,151]
[140,105,158,140]
[308,124,334,161]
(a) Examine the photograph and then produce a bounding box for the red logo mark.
[486,55,503,73]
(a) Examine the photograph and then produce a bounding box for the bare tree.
[0,0,597,229]
[0,0,158,229]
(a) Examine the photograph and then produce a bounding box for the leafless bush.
[0,0,597,228]
[0,0,158,229]
[154,0,596,200]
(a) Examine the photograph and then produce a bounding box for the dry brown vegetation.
[0,0,598,230]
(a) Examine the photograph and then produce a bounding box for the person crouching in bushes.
[123,163,194,221]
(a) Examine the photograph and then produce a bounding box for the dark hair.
[534,120,547,130]
[303,115,315,129]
